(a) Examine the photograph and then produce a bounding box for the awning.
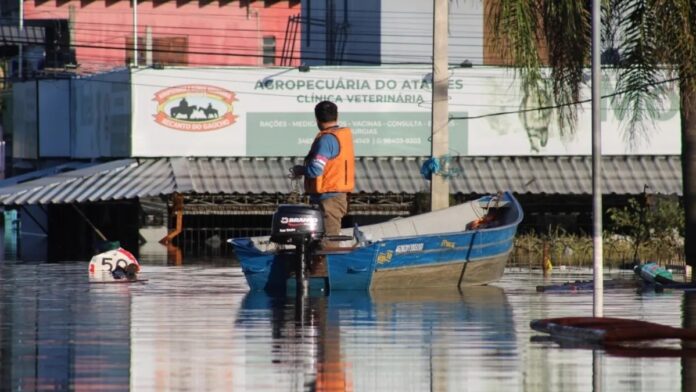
[0,155,682,206]
[0,159,174,205]
[0,25,45,45]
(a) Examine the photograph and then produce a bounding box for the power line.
[14,16,491,47]
[5,36,487,66]
[13,28,493,63]
[8,11,492,38]
[13,58,682,119]
[3,9,511,66]
[10,34,496,70]
[21,5,487,19]
[4,37,371,65]
[450,75,683,121]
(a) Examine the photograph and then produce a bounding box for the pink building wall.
[23,0,301,72]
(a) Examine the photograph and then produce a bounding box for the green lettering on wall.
[246,112,468,156]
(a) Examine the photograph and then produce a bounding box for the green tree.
[607,194,684,263]
[487,0,696,268]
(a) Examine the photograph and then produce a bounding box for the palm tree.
[486,0,696,268]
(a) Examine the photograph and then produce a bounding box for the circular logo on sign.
[153,84,238,132]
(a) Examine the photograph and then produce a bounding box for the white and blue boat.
[229,191,523,293]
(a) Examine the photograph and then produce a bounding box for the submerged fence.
[178,227,270,258]
[509,233,685,270]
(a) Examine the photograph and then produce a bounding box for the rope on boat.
[420,155,460,180]
[288,176,304,204]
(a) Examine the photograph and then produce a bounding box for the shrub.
[606,194,683,264]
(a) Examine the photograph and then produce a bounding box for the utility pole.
[430,0,449,211]
[69,5,75,60]
[18,0,23,78]
[132,0,138,67]
[591,0,603,317]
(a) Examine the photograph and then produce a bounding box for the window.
[153,37,188,66]
[126,36,188,66]
[263,36,276,65]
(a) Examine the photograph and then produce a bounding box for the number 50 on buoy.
[89,247,140,273]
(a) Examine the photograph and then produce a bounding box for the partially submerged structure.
[0,66,682,260]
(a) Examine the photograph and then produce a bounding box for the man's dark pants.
[317,193,348,249]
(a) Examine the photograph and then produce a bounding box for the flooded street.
[0,256,692,391]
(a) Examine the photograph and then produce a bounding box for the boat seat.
[355,201,484,239]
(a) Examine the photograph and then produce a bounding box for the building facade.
[16,0,301,74]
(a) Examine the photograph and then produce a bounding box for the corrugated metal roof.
[0,159,176,205]
[448,156,682,195]
[0,156,682,205]
[0,25,45,45]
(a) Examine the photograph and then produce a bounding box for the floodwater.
[0,253,694,391]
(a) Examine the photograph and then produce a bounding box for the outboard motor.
[270,204,325,244]
[269,204,325,295]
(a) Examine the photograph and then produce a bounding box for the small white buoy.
[89,247,141,282]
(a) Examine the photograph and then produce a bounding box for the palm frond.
[487,0,590,136]
[612,0,666,147]
[541,0,591,135]
[486,0,696,144]
[486,0,547,116]
[601,0,623,65]
[652,0,696,88]
[486,0,542,70]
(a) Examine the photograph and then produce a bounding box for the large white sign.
[130,67,680,157]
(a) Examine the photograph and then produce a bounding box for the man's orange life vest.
[305,127,355,194]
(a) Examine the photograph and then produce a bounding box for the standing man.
[291,101,355,241]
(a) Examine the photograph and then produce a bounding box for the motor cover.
[270,204,325,244]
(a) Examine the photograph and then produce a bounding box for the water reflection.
[0,263,132,390]
[234,286,518,391]
[683,292,696,392]
[3,263,694,391]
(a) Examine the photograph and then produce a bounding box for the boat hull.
[230,191,523,292]
[369,252,509,290]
